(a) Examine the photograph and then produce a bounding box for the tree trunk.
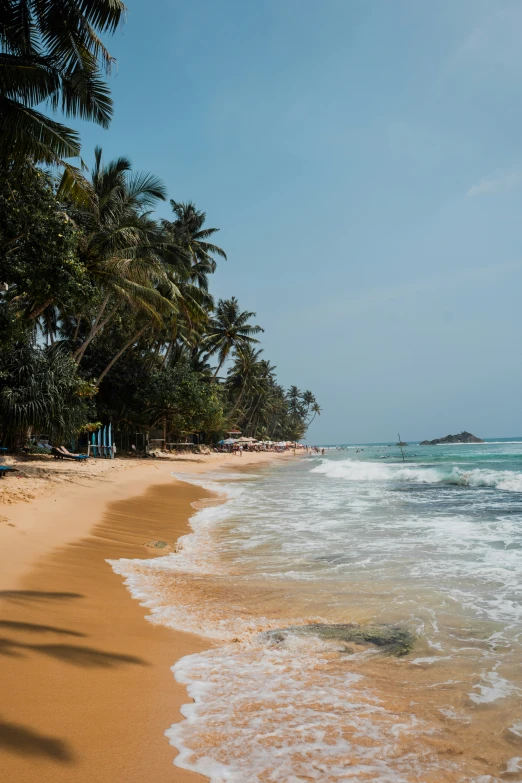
[212,356,225,382]
[46,310,55,346]
[72,315,82,344]
[160,341,173,370]
[228,380,248,418]
[97,324,151,384]
[73,294,115,362]
[244,395,263,436]
[28,297,54,320]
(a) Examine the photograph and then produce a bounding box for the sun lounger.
[0,466,16,478]
[51,446,89,461]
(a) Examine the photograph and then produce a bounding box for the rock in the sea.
[419,431,484,446]
[145,540,173,550]
[260,623,415,656]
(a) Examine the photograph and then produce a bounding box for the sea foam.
[108,452,522,781]
[312,458,522,491]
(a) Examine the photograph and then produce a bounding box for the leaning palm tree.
[308,401,321,425]
[162,201,226,286]
[0,0,125,165]
[204,297,263,382]
[226,344,264,417]
[59,147,178,370]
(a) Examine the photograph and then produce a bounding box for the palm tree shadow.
[0,717,74,762]
[33,643,148,667]
[0,591,83,604]
[0,637,147,667]
[0,621,86,636]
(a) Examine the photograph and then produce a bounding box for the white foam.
[166,637,447,783]
[469,671,518,704]
[509,723,522,738]
[312,458,522,492]
[505,757,522,773]
[106,456,522,780]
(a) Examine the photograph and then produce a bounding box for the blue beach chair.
[51,446,89,461]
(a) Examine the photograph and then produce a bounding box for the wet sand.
[0,452,289,782]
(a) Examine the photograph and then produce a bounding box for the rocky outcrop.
[261,623,415,657]
[419,431,484,446]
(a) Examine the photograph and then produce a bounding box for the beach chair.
[51,446,89,461]
[0,466,16,479]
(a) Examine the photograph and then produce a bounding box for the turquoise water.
[112,439,522,782]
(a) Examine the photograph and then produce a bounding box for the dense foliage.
[0,1,319,449]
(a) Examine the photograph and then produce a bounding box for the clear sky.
[75,0,522,443]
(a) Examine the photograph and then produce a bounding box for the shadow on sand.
[0,717,75,762]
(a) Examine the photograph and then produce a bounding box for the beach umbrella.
[223,438,237,445]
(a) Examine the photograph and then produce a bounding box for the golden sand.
[0,452,288,782]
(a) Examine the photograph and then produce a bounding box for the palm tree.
[0,0,125,165]
[58,148,180,377]
[309,401,321,424]
[204,297,263,381]
[301,389,321,425]
[226,344,264,418]
[162,201,226,287]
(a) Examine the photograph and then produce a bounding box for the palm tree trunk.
[28,297,54,320]
[46,310,55,346]
[72,315,82,344]
[160,341,173,370]
[74,299,118,363]
[97,324,151,384]
[73,293,111,359]
[212,356,225,382]
[228,380,247,417]
[245,394,263,436]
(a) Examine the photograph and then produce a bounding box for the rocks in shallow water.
[420,431,484,445]
[261,623,415,657]
[145,540,173,550]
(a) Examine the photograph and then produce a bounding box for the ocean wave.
[311,459,522,492]
[167,636,446,783]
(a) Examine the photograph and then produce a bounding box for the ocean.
[110,439,522,782]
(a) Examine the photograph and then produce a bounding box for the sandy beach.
[0,452,291,783]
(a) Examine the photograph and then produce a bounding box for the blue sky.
[76,0,522,443]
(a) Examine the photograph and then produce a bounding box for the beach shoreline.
[0,451,293,782]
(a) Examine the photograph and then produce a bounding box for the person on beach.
[239,445,243,457]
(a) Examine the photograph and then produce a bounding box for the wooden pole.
[398,433,405,462]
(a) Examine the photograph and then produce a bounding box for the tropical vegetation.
[0,0,319,450]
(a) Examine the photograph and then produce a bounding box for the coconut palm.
[226,344,265,418]
[204,297,263,381]
[0,0,125,165]
[59,147,179,372]
[162,201,226,288]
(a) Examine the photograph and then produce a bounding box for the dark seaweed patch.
[261,623,414,657]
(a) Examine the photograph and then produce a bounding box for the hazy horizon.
[316,434,522,446]
[75,0,522,443]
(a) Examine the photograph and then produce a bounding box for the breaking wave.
[312,459,522,491]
